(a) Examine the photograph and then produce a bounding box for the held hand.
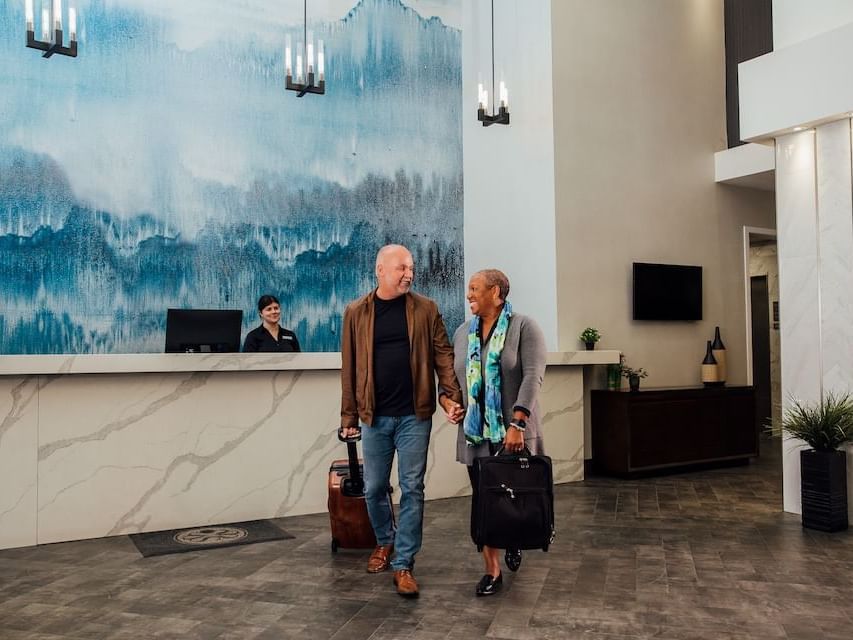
[440,396,465,424]
[503,426,525,453]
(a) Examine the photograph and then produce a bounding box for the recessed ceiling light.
[793,126,804,132]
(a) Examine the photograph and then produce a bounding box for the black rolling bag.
[470,449,555,551]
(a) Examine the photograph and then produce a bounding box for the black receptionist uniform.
[243,326,301,352]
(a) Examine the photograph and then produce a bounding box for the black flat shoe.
[505,549,522,572]
[475,573,503,596]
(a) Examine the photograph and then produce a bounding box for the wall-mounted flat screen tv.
[633,263,702,321]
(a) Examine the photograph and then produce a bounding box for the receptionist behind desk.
[243,295,302,352]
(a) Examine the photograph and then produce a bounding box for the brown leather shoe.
[367,544,394,573]
[393,569,419,597]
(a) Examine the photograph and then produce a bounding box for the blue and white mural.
[0,0,463,353]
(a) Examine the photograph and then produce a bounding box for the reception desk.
[0,350,618,550]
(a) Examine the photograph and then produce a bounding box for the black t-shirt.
[242,325,301,353]
[373,295,414,417]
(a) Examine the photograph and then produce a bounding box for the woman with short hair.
[452,269,547,596]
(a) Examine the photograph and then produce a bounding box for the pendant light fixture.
[285,0,325,97]
[25,0,78,59]
[477,0,508,126]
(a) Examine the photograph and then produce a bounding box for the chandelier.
[26,0,78,59]
[285,0,325,97]
[477,0,509,126]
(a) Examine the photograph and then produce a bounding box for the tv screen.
[164,309,244,353]
[633,263,702,321]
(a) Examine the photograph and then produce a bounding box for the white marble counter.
[0,350,620,375]
[0,350,619,550]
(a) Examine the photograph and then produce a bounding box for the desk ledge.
[0,350,620,376]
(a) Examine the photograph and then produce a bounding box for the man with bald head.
[340,244,464,597]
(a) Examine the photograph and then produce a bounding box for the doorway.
[751,275,771,429]
[743,227,781,434]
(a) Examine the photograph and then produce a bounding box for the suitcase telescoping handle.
[338,428,364,493]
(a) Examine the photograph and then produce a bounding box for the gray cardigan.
[452,312,547,465]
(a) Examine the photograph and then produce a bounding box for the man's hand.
[339,425,361,439]
[439,395,465,424]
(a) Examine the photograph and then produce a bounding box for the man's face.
[376,248,414,298]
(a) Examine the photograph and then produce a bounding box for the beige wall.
[552,0,776,388]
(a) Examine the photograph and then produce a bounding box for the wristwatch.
[509,419,527,432]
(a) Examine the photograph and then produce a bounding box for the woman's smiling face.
[467,274,499,317]
[260,302,281,325]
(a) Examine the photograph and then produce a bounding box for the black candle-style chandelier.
[25,0,78,59]
[477,0,508,126]
[285,0,325,97]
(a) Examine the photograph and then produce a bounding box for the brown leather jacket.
[340,290,463,427]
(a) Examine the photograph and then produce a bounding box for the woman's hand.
[503,425,525,453]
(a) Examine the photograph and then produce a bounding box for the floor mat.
[128,519,294,557]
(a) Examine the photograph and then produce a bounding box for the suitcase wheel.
[331,538,339,553]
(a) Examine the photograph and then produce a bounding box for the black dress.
[242,325,301,352]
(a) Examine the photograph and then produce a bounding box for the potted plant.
[579,327,601,351]
[621,365,648,392]
[771,392,853,532]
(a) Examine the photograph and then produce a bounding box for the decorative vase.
[801,449,848,532]
[700,340,721,386]
[711,326,727,383]
[585,341,596,351]
[628,374,640,392]
[606,364,621,390]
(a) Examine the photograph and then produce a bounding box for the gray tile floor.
[2,438,852,639]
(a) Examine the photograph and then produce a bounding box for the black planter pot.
[628,375,640,392]
[585,341,596,351]
[801,449,848,532]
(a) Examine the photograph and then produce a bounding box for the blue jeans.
[361,415,431,571]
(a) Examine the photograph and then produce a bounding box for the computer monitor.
[164,309,244,353]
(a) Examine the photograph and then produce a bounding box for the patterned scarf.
[464,301,512,445]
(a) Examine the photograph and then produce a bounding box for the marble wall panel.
[36,370,344,543]
[0,376,39,549]
[28,364,584,545]
[776,131,822,514]
[816,120,853,395]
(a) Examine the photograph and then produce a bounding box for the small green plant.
[769,392,853,452]
[620,366,648,379]
[579,327,601,343]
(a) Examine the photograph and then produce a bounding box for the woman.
[452,269,547,596]
[243,294,302,352]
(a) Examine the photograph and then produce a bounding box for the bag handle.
[493,445,532,457]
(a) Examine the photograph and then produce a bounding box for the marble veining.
[0,377,38,448]
[38,372,213,462]
[104,371,303,535]
[1,361,588,548]
[0,376,39,549]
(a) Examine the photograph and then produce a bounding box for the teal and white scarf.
[464,301,512,445]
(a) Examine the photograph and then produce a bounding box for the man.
[340,244,464,597]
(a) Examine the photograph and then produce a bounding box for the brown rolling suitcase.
[328,435,380,552]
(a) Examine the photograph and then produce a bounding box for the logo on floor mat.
[173,526,249,545]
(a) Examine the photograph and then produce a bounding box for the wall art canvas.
[0,0,463,353]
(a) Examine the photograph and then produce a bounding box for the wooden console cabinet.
[591,386,757,477]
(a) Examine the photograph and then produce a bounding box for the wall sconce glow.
[477,0,509,127]
[26,0,78,58]
[285,0,325,97]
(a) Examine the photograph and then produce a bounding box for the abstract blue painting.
[0,0,462,353]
